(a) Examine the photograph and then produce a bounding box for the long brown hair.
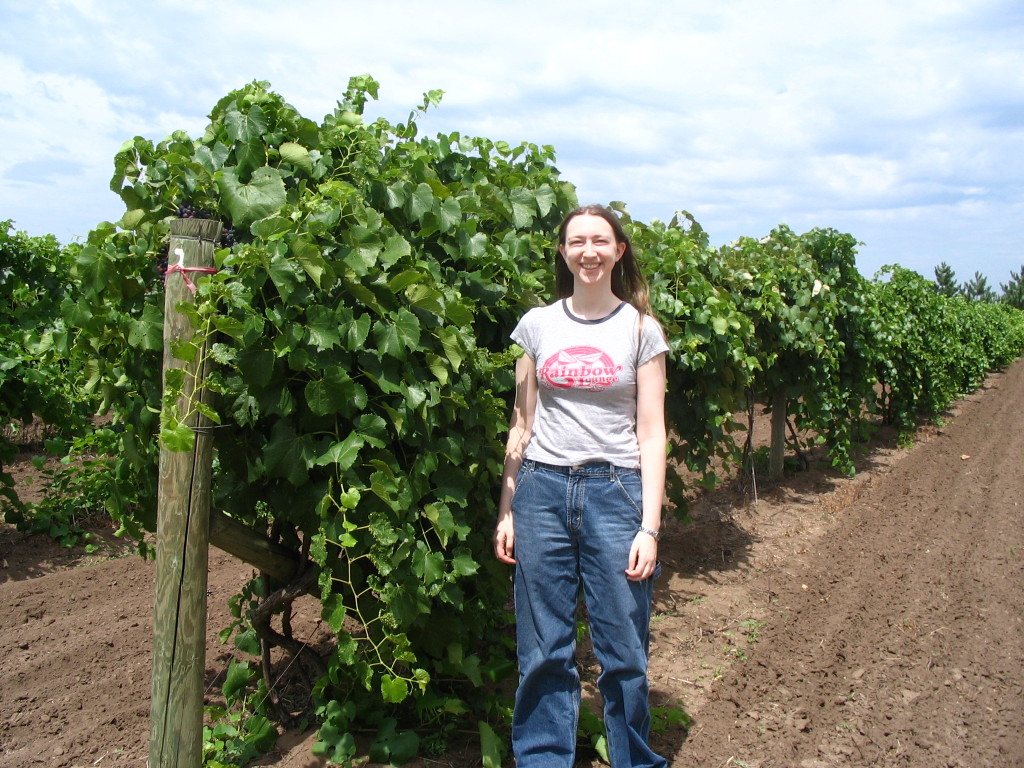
[554,205,654,318]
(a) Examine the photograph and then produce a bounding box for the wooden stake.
[149,217,222,768]
[769,389,787,479]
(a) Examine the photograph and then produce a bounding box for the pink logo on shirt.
[539,346,622,390]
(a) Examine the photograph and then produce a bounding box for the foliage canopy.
[3,76,1024,766]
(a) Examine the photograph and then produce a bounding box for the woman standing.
[494,205,669,768]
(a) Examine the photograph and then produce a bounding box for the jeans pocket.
[510,463,533,513]
[612,470,643,519]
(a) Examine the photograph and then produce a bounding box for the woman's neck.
[566,286,622,320]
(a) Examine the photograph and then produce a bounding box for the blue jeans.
[511,460,666,768]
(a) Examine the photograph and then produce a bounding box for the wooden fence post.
[769,389,787,479]
[149,218,222,768]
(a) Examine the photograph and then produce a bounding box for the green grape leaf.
[222,659,252,702]
[380,675,409,704]
[313,431,365,471]
[217,166,287,229]
[480,721,503,768]
[279,141,312,174]
[224,104,268,142]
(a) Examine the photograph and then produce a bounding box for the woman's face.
[558,214,626,289]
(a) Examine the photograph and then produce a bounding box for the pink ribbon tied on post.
[165,247,218,293]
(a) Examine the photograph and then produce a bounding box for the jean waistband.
[523,459,635,477]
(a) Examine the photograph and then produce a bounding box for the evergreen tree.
[1000,264,1024,310]
[933,262,959,297]
[961,271,997,302]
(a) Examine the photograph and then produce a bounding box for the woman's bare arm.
[494,354,538,564]
[625,351,667,581]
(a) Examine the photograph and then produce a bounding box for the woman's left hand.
[625,532,658,582]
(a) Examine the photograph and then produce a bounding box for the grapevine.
[3,75,1023,767]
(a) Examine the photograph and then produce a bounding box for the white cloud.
[0,51,206,238]
[0,0,1021,284]
[0,55,124,174]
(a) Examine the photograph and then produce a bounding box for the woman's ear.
[616,242,626,261]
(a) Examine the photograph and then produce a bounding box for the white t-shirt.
[510,299,669,469]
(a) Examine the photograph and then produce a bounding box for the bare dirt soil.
[2,359,1022,768]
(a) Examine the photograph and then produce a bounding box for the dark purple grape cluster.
[221,225,238,248]
[176,202,214,219]
[157,243,169,276]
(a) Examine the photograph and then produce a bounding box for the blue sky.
[1,0,1022,289]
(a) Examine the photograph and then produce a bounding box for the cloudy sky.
[1,0,1022,288]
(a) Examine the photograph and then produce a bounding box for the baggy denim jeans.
[511,460,666,768]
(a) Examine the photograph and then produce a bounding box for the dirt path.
[661,360,1024,768]
[1,360,1022,768]
[0,546,251,767]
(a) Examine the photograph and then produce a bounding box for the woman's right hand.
[494,354,535,567]
[494,514,516,564]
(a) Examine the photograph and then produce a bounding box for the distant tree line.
[933,261,1024,309]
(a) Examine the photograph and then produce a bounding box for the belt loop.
[609,463,617,481]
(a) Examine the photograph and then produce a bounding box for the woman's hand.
[629,350,667,583]
[494,354,535,566]
[625,530,658,581]
[494,514,516,564]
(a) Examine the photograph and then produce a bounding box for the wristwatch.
[638,525,661,541]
